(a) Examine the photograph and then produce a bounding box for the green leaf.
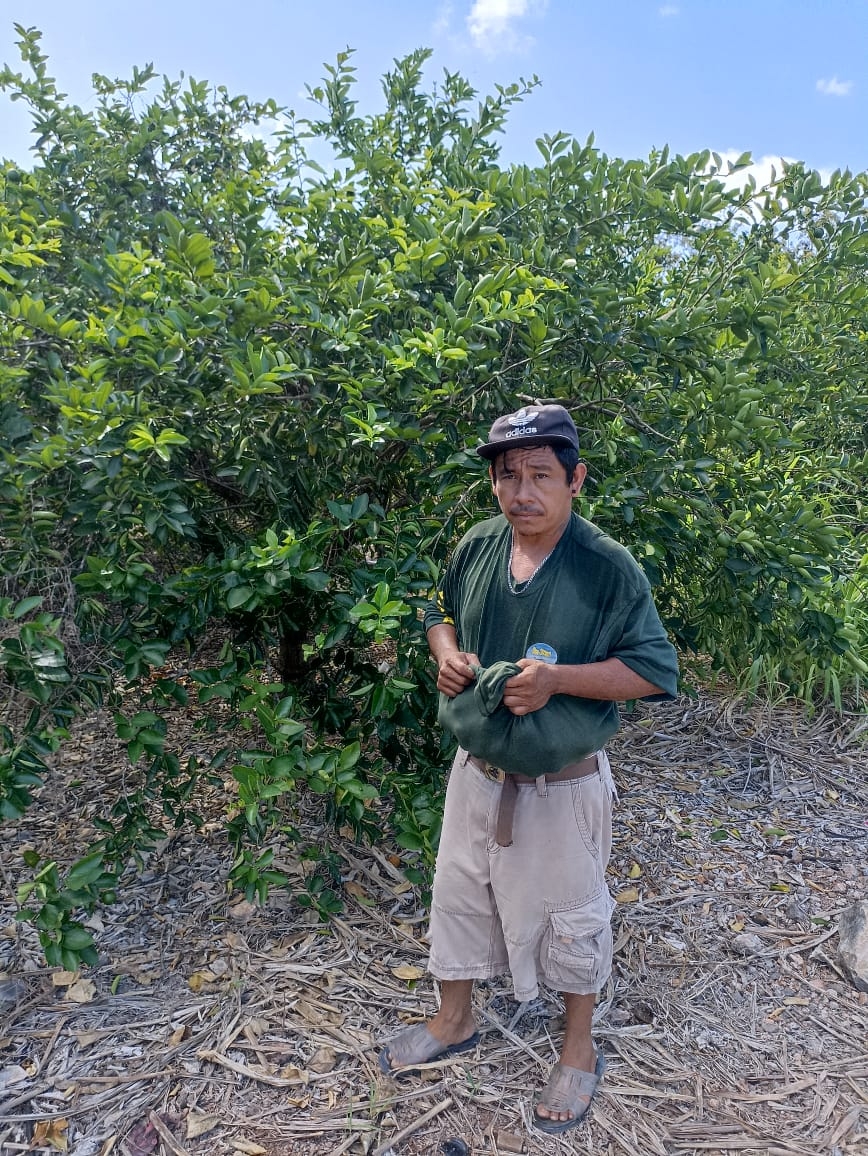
[349,601,377,619]
[155,429,189,446]
[12,596,43,618]
[65,852,106,890]
[350,493,369,519]
[59,925,96,951]
[337,741,361,772]
[227,586,255,609]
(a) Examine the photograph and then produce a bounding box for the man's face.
[490,446,586,544]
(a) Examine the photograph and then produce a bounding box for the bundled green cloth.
[438,661,598,777]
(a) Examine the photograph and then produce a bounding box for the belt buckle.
[484,763,506,784]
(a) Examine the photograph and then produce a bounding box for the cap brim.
[476,434,578,459]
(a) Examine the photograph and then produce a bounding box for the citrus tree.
[1,27,865,964]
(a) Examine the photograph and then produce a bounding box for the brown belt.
[466,753,599,847]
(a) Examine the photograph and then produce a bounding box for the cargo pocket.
[543,892,615,992]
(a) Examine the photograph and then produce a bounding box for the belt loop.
[536,774,547,798]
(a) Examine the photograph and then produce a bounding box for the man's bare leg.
[427,978,477,1044]
[382,978,477,1071]
[535,992,598,1124]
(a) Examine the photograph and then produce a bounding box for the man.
[379,404,679,1133]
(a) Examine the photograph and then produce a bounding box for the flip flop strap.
[539,1060,598,1112]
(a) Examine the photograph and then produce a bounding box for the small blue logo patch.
[526,642,558,664]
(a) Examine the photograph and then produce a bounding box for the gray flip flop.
[378,1023,480,1076]
[533,1049,607,1133]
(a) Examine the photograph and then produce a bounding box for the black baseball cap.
[476,404,580,459]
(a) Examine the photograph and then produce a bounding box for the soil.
[1,688,867,1156]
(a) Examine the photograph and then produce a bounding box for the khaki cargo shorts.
[428,748,616,1002]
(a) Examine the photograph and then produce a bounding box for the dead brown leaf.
[615,887,640,904]
[309,1045,338,1073]
[278,1065,310,1083]
[121,1116,158,1155]
[185,1111,220,1139]
[74,1030,102,1048]
[391,964,426,981]
[167,1024,187,1046]
[32,1118,69,1152]
[223,931,249,951]
[344,880,369,900]
[227,898,258,919]
[187,969,217,991]
[66,978,97,1004]
[294,998,344,1026]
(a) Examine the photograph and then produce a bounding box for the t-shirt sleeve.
[423,560,457,633]
[608,585,679,700]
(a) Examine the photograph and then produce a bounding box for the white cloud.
[659,5,679,16]
[240,116,285,144]
[816,76,852,97]
[467,0,535,54]
[706,151,833,231]
[432,2,454,37]
[710,150,797,193]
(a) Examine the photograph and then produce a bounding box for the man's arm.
[427,623,480,698]
[501,657,663,716]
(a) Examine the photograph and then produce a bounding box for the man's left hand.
[502,659,556,715]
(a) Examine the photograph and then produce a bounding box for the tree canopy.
[1,27,865,965]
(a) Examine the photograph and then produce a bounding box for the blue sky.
[1,1,865,182]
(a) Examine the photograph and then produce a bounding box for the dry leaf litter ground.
[1,689,867,1156]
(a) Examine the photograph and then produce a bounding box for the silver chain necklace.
[506,531,554,595]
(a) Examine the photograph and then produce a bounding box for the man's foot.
[378,1022,480,1076]
[533,1049,606,1133]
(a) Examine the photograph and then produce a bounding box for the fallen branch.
[327,1133,363,1156]
[372,1096,453,1156]
[146,1111,188,1156]
[197,1049,307,1087]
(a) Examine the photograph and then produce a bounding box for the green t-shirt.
[424,512,679,770]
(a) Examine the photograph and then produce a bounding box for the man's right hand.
[436,651,480,697]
